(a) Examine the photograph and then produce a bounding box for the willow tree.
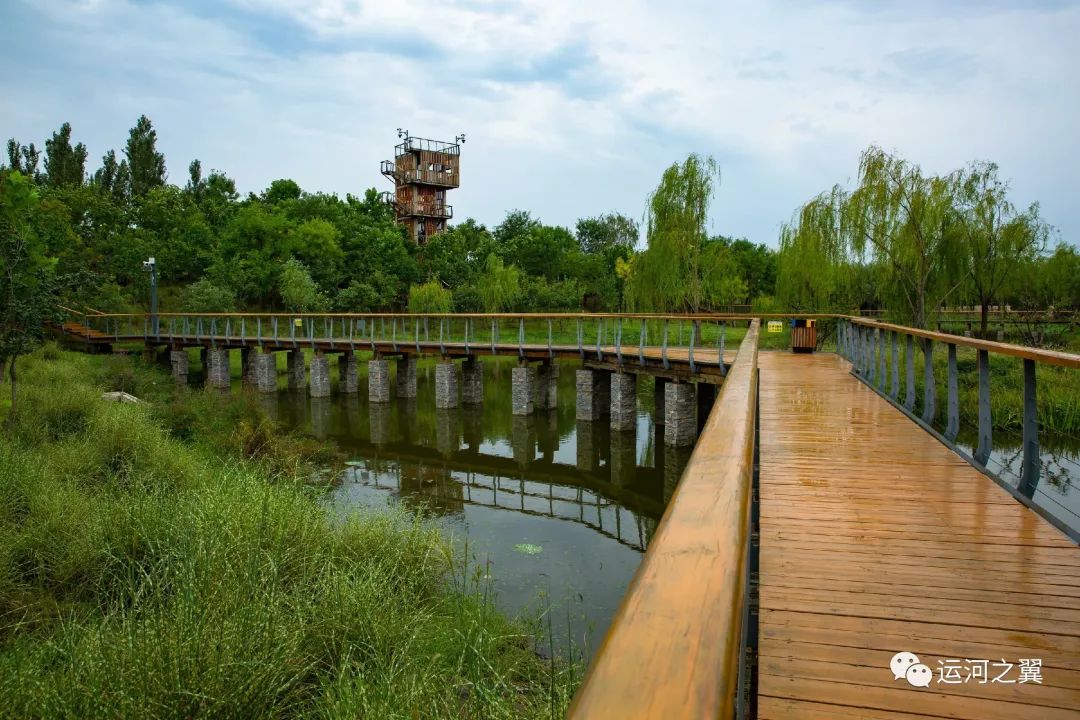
[954,161,1046,336]
[776,186,849,312]
[478,254,520,312]
[843,146,964,328]
[628,154,736,312]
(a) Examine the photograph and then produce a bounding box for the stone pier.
[512,363,536,416]
[535,362,559,410]
[309,351,330,398]
[610,426,637,484]
[368,357,390,403]
[170,349,189,384]
[369,402,391,445]
[338,351,358,394]
[653,377,667,425]
[287,350,306,390]
[206,347,230,389]
[462,357,483,405]
[254,350,277,393]
[310,396,331,439]
[395,356,417,399]
[576,420,599,472]
[512,416,536,466]
[241,348,257,388]
[610,372,637,431]
[575,368,611,421]
[435,359,459,409]
[664,381,697,447]
[435,408,460,456]
[696,383,717,433]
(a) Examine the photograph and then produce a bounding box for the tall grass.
[0,350,577,718]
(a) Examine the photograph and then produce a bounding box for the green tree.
[628,154,734,312]
[407,280,453,313]
[575,213,639,253]
[180,278,237,313]
[44,122,88,189]
[124,115,166,198]
[477,254,521,312]
[93,149,130,204]
[843,146,964,327]
[953,161,1046,335]
[5,139,40,180]
[278,258,325,312]
[0,171,59,420]
[776,189,849,312]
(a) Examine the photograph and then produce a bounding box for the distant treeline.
[2,116,778,319]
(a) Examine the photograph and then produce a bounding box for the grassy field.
[0,348,578,718]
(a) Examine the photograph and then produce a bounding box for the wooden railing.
[838,317,1080,540]
[567,320,760,719]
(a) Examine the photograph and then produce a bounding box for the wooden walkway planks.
[757,352,1080,719]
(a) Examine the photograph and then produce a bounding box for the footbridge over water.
[56,310,1080,718]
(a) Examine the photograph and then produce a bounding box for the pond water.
[255,355,1080,660]
[265,358,689,659]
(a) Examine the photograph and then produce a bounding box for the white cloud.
[3,0,1078,245]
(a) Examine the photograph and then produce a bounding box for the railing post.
[877,329,887,391]
[922,338,936,425]
[688,319,697,374]
[577,318,584,359]
[946,343,959,441]
[518,317,524,358]
[416,318,421,353]
[639,319,646,366]
[441,317,448,356]
[492,318,497,355]
[1020,359,1040,496]
[616,318,624,365]
[905,334,915,411]
[890,331,899,400]
[719,321,727,377]
[595,318,603,360]
[548,319,553,359]
[662,320,670,370]
[974,349,992,465]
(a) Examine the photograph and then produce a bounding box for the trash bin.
[791,318,816,353]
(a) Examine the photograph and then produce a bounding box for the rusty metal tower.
[380,130,463,244]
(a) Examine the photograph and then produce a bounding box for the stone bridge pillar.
[338,351,358,394]
[309,351,330,398]
[396,356,417,398]
[575,368,611,421]
[206,347,231,389]
[287,350,306,390]
[462,357,483,405]
[535,361,559,410]
[255,350,277,393]
[435,359,459,409]
[610,372,637,431]
[512,362,536,415]
[170,349,189,384]
[368,356,390,402]
[664,380,697,447]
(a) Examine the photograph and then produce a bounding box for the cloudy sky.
[3,0,1078,247]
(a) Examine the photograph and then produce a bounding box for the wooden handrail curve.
[567,320,760,719]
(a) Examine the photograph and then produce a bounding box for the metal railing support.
[905,334,916,411]
[1020,359,1040,496]
[946,343,959,441]
[890,331,899,400]
[974,349,992,466]
[922,339,935,425]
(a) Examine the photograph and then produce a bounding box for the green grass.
[0,349,578,718]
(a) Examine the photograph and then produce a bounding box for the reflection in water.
[955,429,1080,533]
[273,358,681,657]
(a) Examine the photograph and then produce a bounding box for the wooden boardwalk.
[757,352,1080,719]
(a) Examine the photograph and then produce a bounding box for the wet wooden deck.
[757,352,1080,719]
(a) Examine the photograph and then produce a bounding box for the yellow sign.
[767,321,784,333]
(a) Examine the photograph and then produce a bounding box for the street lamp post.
[142,257,158,337]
